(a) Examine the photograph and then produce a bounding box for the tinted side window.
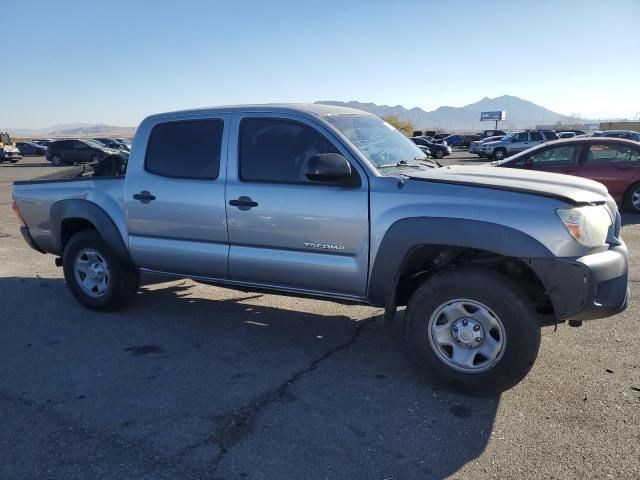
[514,132,528,142]
[239,118,339,183]
[587,144,640,163]
[54,141,71,149]
[145,120,223,179]
[530,132,543,141]
[542,131,559,140]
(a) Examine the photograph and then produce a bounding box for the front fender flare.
[367,217,554,307]
[50,199,132,266]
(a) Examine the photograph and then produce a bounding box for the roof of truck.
[145,103,373,121]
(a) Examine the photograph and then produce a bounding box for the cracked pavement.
[1,155,639,479]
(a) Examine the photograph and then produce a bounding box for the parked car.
[462,134,482,146]
[12,104,629,394]
[444,134,466,147]
[593,130,640,142]
[93,138,131,152]
[45,139,126,166]
[557,132,576,139]
[495,137,640,211]
[481,130,559,160]
[469,135,505,155]
[0,132,22,163]
[411,137,452,158]
[16,141,47,156]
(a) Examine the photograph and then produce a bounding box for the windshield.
[325,115,432,172]
[499,133,515,142]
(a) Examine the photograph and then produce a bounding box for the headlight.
[557,206,612,247]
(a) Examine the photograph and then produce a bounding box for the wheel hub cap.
[452,317,484,347]
[428,299,506,373]
[74,248,110,298]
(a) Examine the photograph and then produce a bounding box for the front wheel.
[623,182,640,212]
[10,159,19,163]
[435,149,445,159]
[63,230,139,311]
[492,148,507,161]
[50,155,63,166]
[404,267,541,394]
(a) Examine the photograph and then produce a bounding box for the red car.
[495,137,640,211]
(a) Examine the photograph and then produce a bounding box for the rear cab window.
[145,119,224,179]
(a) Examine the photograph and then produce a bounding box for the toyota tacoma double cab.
[12,104,629,393]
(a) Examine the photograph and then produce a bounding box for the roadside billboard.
[480,111,506,121]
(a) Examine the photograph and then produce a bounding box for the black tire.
[50,155,63,166]
[623,182,640,212]
[10,159,19,163]
[492,148,507,161]
[404,266,541,395]
[435,149,445,159]
[62,230,139,311]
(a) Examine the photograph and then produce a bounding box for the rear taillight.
[11,199,26,227]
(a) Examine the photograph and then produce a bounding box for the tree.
[383,115,416,137]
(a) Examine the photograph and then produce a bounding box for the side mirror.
[305,153,354,184]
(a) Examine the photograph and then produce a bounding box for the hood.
[1,145,20,152]
[403,165,609,205]
[482,140,502,147]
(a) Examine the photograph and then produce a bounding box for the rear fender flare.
[50,199,132,266]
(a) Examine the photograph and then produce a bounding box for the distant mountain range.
[7,123,136,138]
[317,95,593,131]
[6,95,597,137]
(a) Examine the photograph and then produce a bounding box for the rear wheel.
[63,230,139,311]
[404,267,541,394]
[492,148,507,161]
[623,182,640,212]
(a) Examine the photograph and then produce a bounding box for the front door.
[225,114,370,298]
[517,143,583,175]
[124,116,230,278]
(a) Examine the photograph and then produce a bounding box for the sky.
[2,0,639,129]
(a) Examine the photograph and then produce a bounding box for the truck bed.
[13,175,126,254]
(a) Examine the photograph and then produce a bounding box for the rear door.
[124,116,230,278]
[225,113,370,298]
[578,143,640,200]
[528,131,545,148]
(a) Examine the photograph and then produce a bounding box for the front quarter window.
[325,115,430,172]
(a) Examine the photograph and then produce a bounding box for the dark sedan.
[495,137,640,211]
[16,141,47,156]
[410,137,452,159]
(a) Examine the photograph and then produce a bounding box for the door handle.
[229,196,258,210]
[133,191,156,203]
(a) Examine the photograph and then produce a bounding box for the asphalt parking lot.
[1,153,639,479]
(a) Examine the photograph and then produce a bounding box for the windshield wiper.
[377,160,424,169]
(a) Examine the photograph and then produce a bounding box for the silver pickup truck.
[11,104,629,393]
